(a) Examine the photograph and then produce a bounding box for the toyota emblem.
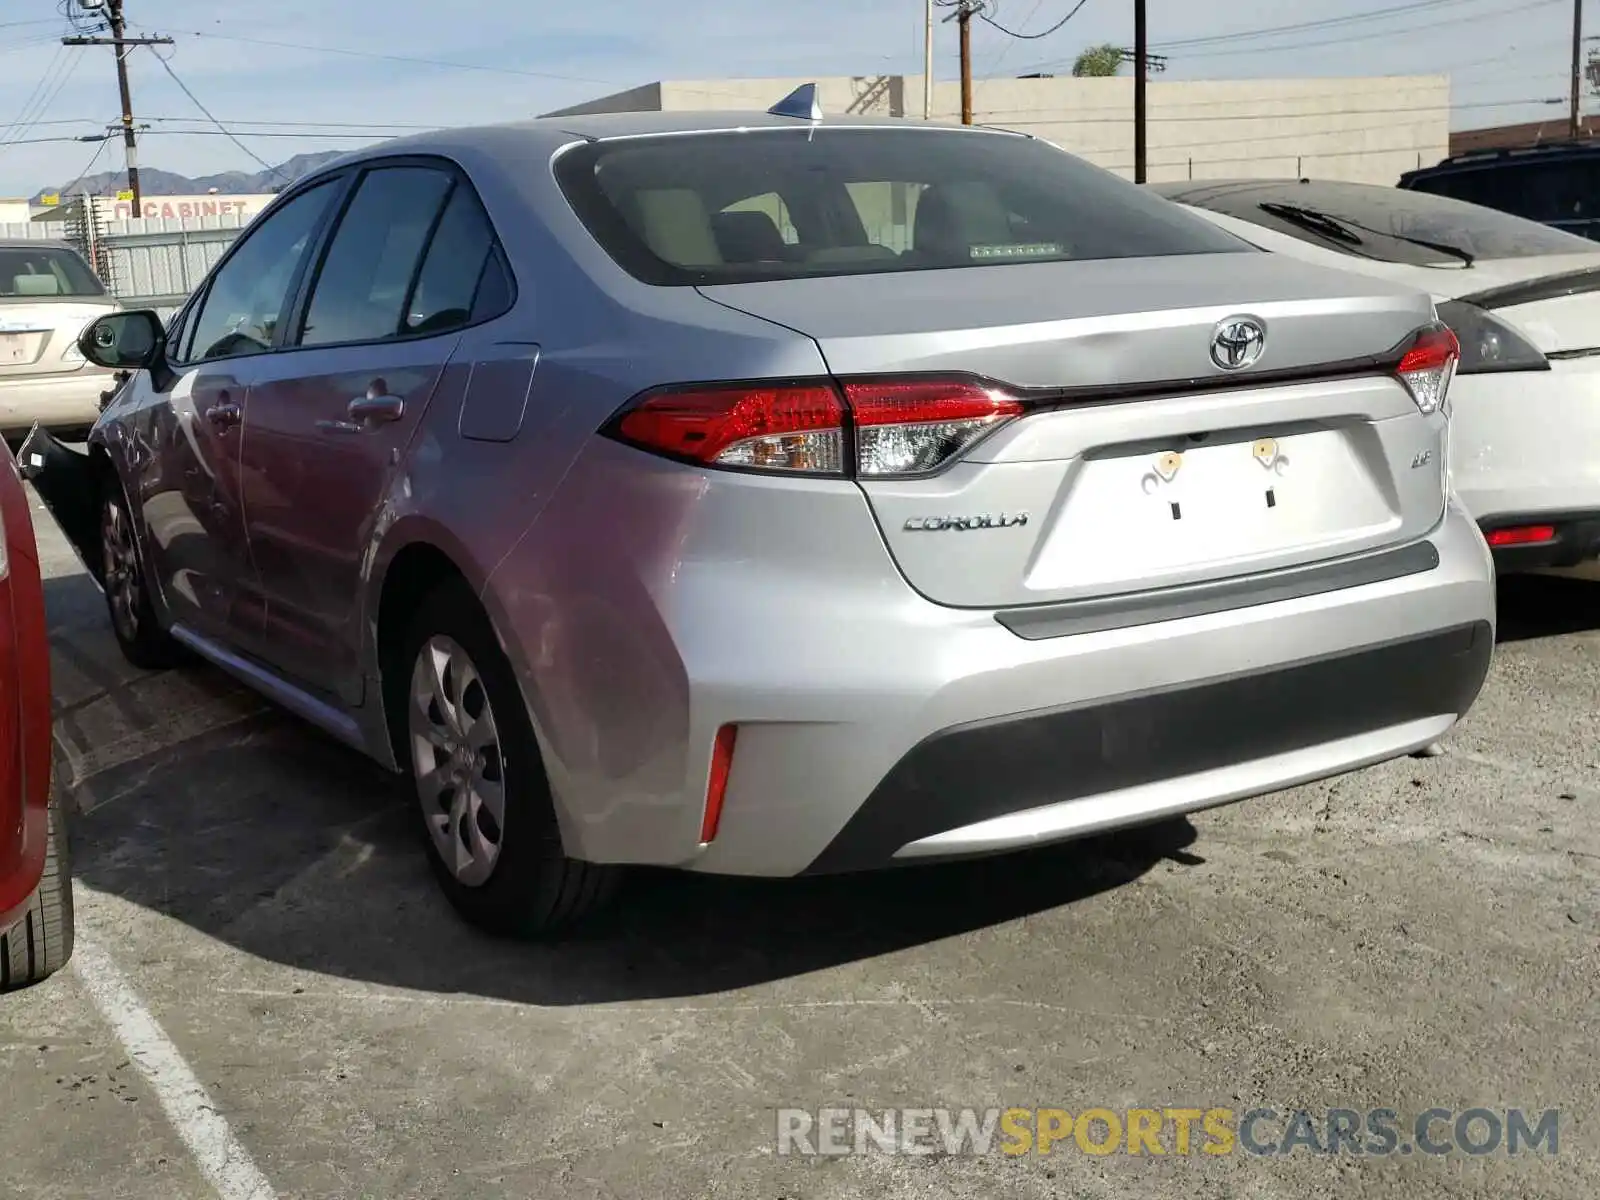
[1210,316,1266,371]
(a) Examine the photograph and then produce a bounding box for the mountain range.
[33,150,358,201]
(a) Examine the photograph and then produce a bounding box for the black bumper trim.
[803,621,1493,875]
[996,540,1440,641]
[1479,511,1600,571]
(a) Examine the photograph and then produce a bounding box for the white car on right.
[1153,178,1600,573]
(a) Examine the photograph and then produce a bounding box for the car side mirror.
[77,310,165,371]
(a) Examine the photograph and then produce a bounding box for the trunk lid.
[0,299,116,379]
[701,253,1446,609]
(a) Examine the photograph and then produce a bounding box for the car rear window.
[1155,179,1597,265]
[0,245,106,298]
[553,127,1251,285]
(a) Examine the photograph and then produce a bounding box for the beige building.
[544,73,1450,187]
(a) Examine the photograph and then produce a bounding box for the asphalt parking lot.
[3,495,1597,1200]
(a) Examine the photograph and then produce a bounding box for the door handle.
[348,385,405,425]
[206,402,242,428]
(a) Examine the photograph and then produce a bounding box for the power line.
[1175,0,1562,58]
[1150,0,1495,50]
[8,50,87,150]
[140,26,855,108]
[135,129,384,140]
[171,29,618,87]
[1018,0,1559,72]
[0,134,112,148]
[0,46,69,149]
[146,48,291,182]
[0,33,69,59]
[56,135,112,196]
[142,116,436,131]
[988,0,1046,73]
[973,95,1564,123]
[1036,98,1539,119]
[979,0,1094,39]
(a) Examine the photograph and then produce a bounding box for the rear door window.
[555,127,1250,285]
[404,183,511,336]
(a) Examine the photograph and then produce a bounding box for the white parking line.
[71,933,278,1200]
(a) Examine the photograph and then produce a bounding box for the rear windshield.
[1155,179,1596,266]
[0,244,106,298]
[554,127,1251,285]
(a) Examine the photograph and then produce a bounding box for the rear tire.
[1,778,75,992]
[101,479,182,671]
[397,581,619,937]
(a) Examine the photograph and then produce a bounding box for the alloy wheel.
[101,497,141,643]
[409,635,506,887]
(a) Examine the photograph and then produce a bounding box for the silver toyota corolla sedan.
[25,91,1496,936]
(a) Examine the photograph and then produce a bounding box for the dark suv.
[1399,142,1600,241]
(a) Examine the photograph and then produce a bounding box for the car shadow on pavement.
[1495,573,1600,644]
[44,572,1200,1007]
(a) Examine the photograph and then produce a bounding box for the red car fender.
[0,440,53,931]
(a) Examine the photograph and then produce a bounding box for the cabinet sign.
[109,194,273,221]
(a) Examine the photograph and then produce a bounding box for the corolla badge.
[904,513,1030,531]
[1210,315,1267,371]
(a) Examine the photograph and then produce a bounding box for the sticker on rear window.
[968,243,1063,260]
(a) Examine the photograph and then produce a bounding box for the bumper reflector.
[699,724,738,844]
[1486,525,1557,547]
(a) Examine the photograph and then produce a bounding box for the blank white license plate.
[0,333,32,363]
[1054,432,1389,575]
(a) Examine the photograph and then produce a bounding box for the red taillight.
[610,377,1025,478]
[843,379,1024,477]
[1396,324,1460,416]
[614,384,846,474]
[1486,524,1557,547]
[699,724,738,844]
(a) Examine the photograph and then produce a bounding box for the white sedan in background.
[0,239,120,437]
[1153,179,1600,573]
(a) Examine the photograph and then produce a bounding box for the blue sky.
[0,0,1585,195]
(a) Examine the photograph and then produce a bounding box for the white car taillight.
[609,377,1025,478]
[1395,324,1460,416]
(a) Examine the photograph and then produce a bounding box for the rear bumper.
[0,371,111,435]
[805,621,1490,872]
[498,443,1496,877]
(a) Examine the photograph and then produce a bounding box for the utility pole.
[63,1,173,215]
[1134,0,1148,182]
[959,1,974,124]
[924,0,935,118]
[1573,0,1585,139]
